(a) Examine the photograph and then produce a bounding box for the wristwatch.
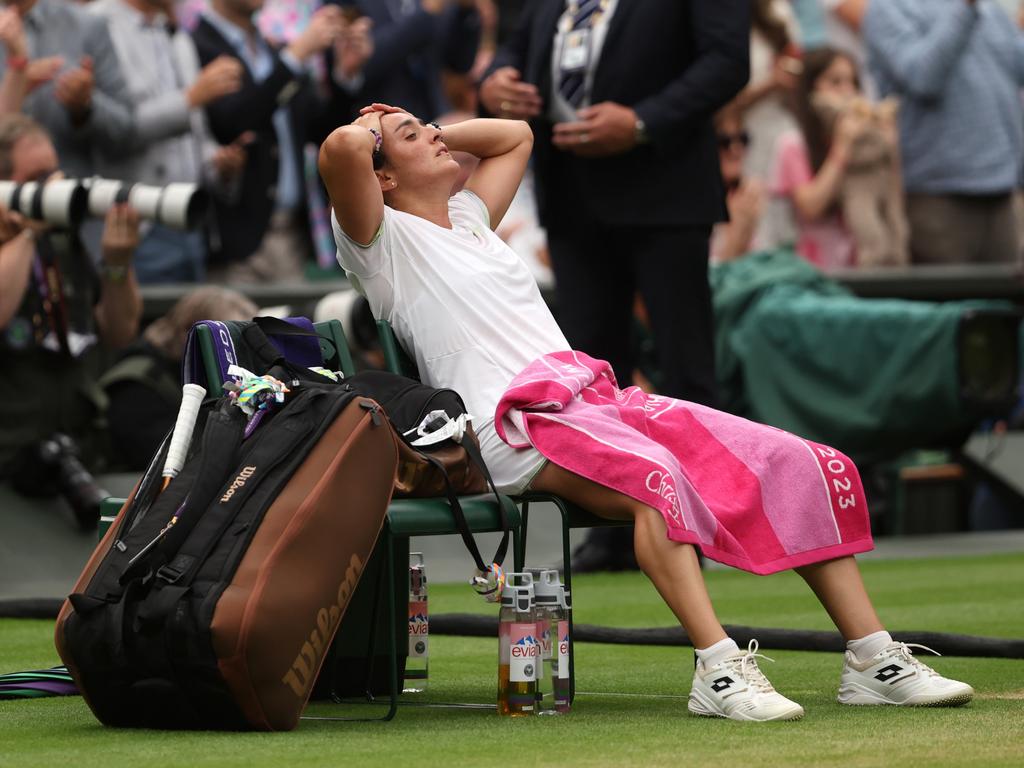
[634,117,650,145]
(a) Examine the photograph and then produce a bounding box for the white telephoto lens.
[87,178,125,218]
[158,183,205,230]
[128,183,163,221]
[17,181,39,218]
[40,179,86,227]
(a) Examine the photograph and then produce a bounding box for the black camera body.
[11,433,110,530]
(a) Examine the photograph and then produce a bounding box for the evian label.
[408,600,428,658]
[509,623,538,682]
[537,618,552,660]
[557,621,570,679]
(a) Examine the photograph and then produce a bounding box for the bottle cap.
[410,552,427,594]
[527,568,562,605]
[561,585,572,611]
[500,571,535,612]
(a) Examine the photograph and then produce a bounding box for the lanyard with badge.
[559,0,610,76]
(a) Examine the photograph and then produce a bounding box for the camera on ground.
[10,433,110,531]
[0,178,208,230]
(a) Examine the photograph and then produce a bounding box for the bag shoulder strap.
[416,437,510,573]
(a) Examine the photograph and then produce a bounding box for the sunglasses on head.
[717,131,750,150]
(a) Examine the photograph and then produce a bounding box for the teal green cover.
[710,249,1009,463]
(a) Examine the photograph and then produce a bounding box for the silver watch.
[634,117,650,145]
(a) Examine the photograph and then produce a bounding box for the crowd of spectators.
[0,0,1022,532]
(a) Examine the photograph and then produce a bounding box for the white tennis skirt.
[476,418,547,495]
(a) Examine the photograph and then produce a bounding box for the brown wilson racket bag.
[54,371,398,730]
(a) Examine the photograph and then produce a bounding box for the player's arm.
[442,117,533,229]
[318,111,386,246]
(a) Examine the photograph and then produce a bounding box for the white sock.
[847,630,893,663]
[696,637,739,669]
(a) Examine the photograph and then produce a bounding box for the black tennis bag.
[55,353,400,730]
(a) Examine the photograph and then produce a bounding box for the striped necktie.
[558,0,604,108]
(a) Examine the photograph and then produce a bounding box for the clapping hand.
[0,7,27,59]
[287,5,346,62]
[54,56,94,121]
[335,16,373,80]
[188,55,243,108]
[26,57,64,93]
[212,132,254,182]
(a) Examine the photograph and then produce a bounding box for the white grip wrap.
[162,383,206,479]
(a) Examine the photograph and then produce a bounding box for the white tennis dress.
[332,190,569,493]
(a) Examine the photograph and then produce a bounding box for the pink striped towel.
[495,352,873,575]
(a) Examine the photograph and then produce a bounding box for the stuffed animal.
[812,94,909,268]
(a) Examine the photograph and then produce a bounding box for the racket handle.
[162,383,206,480]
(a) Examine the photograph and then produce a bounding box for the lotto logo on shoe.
[710,676,735,693]
[874,664,904,683]
[510,623,539,682]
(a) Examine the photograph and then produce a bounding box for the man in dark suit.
[480,0,749,570]
[191,0,344,281]
[328,0,480,122]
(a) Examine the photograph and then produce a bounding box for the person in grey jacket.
[89,0,249,283]
[864,0,1024,264]
[0,0,134,180]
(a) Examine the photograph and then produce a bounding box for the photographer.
[0,114,142,528]
[90,0,250,284]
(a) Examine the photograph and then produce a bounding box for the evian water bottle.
[404,552,428,693]
[530,569,571,714]
[497,572,538,716]
[555,581,572,712]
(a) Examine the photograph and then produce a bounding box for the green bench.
[375,319,632,700]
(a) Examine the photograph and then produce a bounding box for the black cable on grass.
[430,613,1024,659]
[0,598,63,619]
[3,601,1022,659]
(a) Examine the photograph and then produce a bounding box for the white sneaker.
[688,639,805,722]
[838,641,974,707]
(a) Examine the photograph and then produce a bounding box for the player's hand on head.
[359,102,405,116]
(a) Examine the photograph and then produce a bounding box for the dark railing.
[139,263,1024,322]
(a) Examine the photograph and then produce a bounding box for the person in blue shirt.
[864,0,1024,264]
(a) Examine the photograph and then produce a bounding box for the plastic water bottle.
[530,569,571,714]
[497,572,538,716]
[555,581,572,713]
[404,552,428,693]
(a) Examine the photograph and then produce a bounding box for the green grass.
[2,553,1023,768]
